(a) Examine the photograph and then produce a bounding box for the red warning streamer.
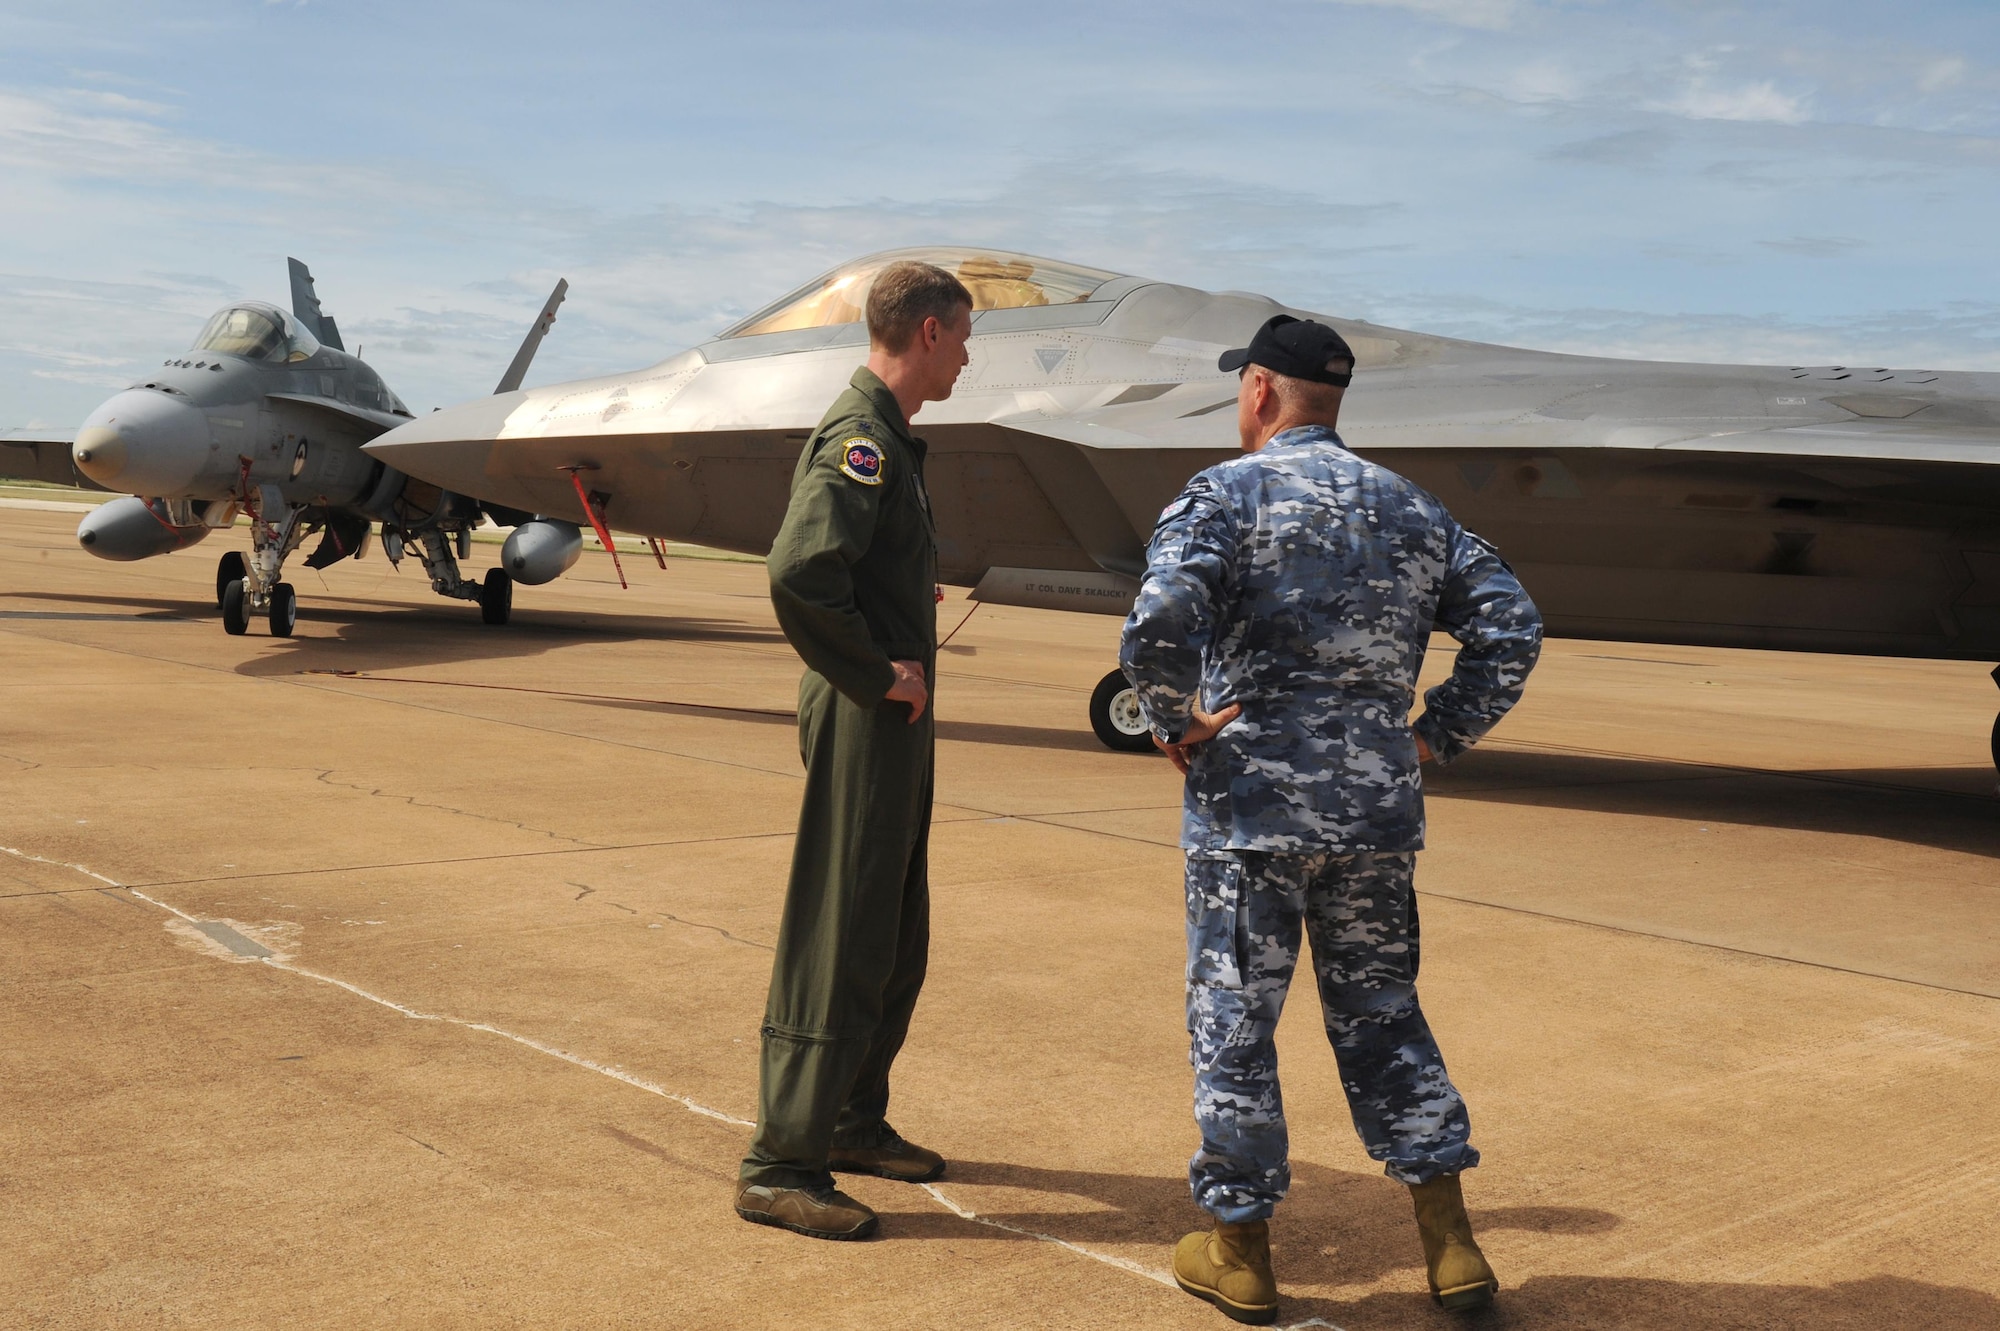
[562,465,627,590]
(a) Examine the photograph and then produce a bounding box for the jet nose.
[73,390,212,493]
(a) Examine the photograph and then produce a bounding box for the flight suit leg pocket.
[1185,853,1248,991]
[1185,852,1254,1064]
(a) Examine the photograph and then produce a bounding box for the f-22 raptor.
[363,245,2000,763]
[0,261,567,635]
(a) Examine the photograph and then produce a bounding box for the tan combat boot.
[1172,1219,1279,1325]
[1408,1173,1498,1310]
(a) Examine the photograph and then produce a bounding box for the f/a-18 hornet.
[361,246,2000,762]
[0,260,566,635]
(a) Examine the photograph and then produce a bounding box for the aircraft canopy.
[193,302,321,363]
[720,247,1120,340]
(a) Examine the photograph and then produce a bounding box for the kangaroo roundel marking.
[838,437,885,485]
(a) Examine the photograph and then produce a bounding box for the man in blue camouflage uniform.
[1120,315,1541,1324]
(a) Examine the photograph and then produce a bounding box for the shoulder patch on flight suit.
[837,437,886,485]
[1156,494,1196,529]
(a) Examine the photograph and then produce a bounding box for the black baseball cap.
[1218,315,1355,387]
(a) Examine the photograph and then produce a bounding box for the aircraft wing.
[1,428,108,491]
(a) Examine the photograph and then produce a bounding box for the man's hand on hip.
[1155,702,1242,774]
[886,660,929,722]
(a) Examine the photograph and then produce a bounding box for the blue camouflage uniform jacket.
[1119,425,1542,853]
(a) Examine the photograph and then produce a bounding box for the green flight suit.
[741,365,939,1190]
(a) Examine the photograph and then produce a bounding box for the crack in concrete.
[655,911,774,952]
[567,881,769,947]
[314,769,601,848]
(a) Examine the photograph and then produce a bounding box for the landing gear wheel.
[268,582,297,637]
[215,551,247,608]
[1089,668,1156,753]
[221,579,248,635]
[479,567,513,626]
[1990,711,1999,776]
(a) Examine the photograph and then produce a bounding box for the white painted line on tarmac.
[918,1181,1174,1287]
[2,843,1256,1312]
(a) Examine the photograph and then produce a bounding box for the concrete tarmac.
[3,504,1997,1330]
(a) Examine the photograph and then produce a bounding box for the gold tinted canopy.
[193,302,320,363]
[720,248,1121,340]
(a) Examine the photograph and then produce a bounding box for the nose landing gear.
[216,494,312,637]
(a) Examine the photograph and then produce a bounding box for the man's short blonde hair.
[867,261,974,353]
[1261,366,1347,422]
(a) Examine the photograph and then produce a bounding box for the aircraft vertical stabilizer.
[495,279,570,395]
[287,257,346,351]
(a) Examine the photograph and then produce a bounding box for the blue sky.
[3,0,1997,427]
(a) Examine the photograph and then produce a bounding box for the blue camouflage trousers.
[1186,849,1476,1222]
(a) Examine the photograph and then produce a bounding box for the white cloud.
[1917,57,1967,94]
[1652,78,1808,125]
[1329,0,1523,31]
[0,86,486,217]
[1756,235,1867,258]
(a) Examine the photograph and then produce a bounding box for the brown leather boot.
[1408,1173,1498,1310]
[734,1181,879,1240]
[827,1127,946,1183]
[1172,1219,1279,1325]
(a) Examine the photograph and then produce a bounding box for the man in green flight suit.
[735,261,974,1241]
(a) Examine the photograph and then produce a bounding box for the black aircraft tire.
[1991,711,1999,776]
[480,567,513,626]
[216,551,247,607]
[1089,668,1156,753]
[222,579,248,636]
[269,583,298,637]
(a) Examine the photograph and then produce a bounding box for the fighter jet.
[360,246,2000,762]
[1,260,567,635]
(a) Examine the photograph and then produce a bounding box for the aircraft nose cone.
[73,390,212,493]
[71,426,127,483]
